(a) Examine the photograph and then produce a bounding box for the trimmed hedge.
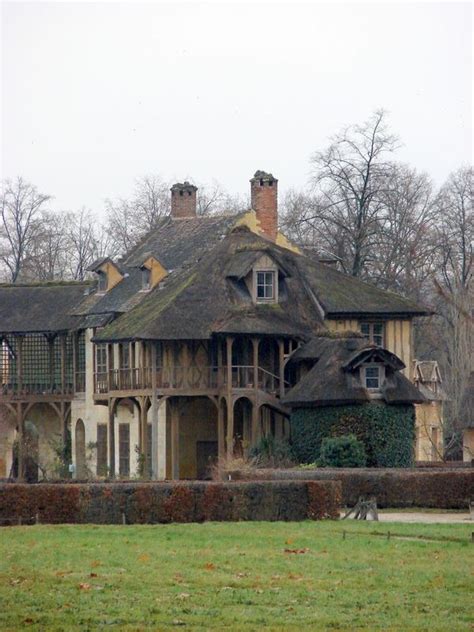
[291,404,415,467]
[0,480,341,526]
[228,468,474,509]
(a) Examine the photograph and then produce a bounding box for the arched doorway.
[75,419,86,478]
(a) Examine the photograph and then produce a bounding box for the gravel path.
[341,511,472,523]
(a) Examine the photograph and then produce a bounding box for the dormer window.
[364,366,380,389]
[141,267,151,291]
[256,270,276,302]
[97,271,107,293]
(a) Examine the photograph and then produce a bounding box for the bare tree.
[371,164,437,300]
[105,175,170,257]
[309,110,399,277]
[0,177,51,282]
[66,208,105,281]
[431,167,473,445]
[196,180,245,216]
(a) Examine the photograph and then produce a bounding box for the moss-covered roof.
[283,336,425,407]
[95,226,430,343]
[0,282,89,334]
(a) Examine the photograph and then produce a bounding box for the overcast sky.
[1,1,472,215]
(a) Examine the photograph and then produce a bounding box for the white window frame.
[360,363,385,391]
[255,270,277,302]
[360,322,384,346]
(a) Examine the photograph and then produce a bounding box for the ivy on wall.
[290,403,415,468]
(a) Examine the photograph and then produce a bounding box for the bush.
[0,480,341,525]
[291,404,415,467]
[249,436,295,467]
[319,434,367,467]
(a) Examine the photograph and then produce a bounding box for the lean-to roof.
[0,282,89,334]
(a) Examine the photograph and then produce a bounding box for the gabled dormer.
[139,255,168,291]
[87,257,124,293]
[342,345,405,396]
[226,248,290,305]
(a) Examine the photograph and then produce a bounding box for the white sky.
[1,1,472,215]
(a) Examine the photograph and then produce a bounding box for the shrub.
[249,436,295,467]
[291,404,415,467]
[319,434,367,467]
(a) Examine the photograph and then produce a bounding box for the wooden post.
[217,399,225,459]
[278,339,285,399]
[60,335,67,394]
[251,338,260,446]
[217,340,223,387]
[108,400,115,478]
[17,335,23,395]
[72,332,78,393]
[151,344,158,479]
[47,334,56,392]
[225,337,234,458]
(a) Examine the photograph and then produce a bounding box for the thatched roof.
[123,214,239,269]
[95,225,431,343]
[95,229,320,342]
[297,255,430,318]
[0,282,89,334]
[283,336,424,407]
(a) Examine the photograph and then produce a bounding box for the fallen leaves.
[284,548,310,555]
[204,562,216,571]
[78,582,91,591]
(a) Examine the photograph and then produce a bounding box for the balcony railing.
[93,365,288,396]
[0,381,75,398]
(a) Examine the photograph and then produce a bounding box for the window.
[256,271,276,301]
[364,366,380,390]
[95,344,107,374]
[119,423,130,477]
[141,267,151,290]
[97,271,107,292]
[96,424,108,476]
[360,322,384,346]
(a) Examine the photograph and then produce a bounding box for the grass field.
[0,521,472,631]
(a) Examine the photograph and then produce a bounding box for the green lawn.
[0,521,472,631]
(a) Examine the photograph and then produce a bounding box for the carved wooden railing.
[93,365,289,397]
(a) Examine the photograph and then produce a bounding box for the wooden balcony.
[93,365,288,397]
[0,380,75,401]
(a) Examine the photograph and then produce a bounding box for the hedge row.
[0,480,341,526]
[227,468,474,509]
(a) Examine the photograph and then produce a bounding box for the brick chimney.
[250,170,278,240]
[170,182,198,219]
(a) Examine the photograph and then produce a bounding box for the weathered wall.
[326,318,413,377]
[414,402,443,461]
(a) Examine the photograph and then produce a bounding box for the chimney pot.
[171,182,198,218]
[250,170,278,240]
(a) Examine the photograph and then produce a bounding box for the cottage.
[0,170,438,481]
